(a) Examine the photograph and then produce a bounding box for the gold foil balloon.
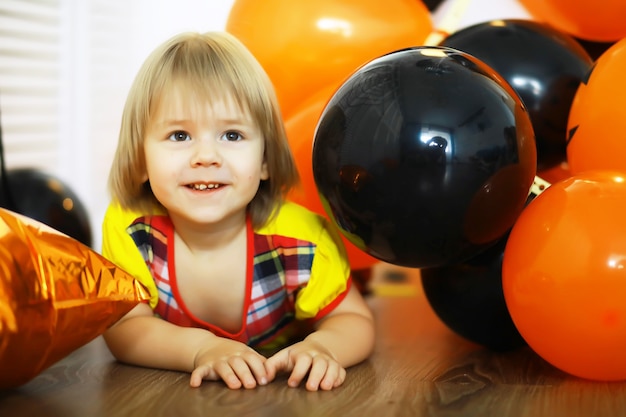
[0,208,149,389]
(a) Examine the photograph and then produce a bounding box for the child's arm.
[264,285,375,391]
[103,303,269,389]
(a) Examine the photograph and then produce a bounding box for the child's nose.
[190,138,221,167]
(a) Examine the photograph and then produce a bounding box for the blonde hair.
[108,31,299,227]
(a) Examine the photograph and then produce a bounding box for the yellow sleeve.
[258,202,351,321]
[297,217,351,320]
[101,202,159,308]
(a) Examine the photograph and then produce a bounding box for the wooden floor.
[2,264,626,417]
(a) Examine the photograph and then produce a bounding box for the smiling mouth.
[188,183,222,191]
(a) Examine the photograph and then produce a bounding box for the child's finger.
[213,361,244,390]
[317,362,345,391]
[305,357,332,391]
[242,354,269,386]
[287,354,313,388]
[189,364,216,387]
[228,356,262,389]
[264,348,291,378]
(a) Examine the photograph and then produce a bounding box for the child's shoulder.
[277,200,324,220]
[104,201,166,225]
[257,201,330,241]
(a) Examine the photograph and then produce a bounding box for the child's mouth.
[189,183,222,191]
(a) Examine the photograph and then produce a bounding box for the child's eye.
[222,131,243,142]
[168,131,191,142]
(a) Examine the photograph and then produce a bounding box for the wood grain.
[2,265,625,417]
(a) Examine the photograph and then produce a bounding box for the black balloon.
[419,190,543,351]
[422,0,445,11]
[313,47,536,269]
[420,231,526,352]
[440,19,593,170]
[1,168,92,247]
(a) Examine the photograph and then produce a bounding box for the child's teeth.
[193,184,219,190]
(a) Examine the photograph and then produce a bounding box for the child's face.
[142,87,268,228]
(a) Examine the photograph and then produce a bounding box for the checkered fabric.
[127,215,317,347]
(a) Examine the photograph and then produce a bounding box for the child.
[101,31,375,392]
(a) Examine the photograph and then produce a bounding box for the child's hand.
[264,340,346,391]
[190,338,269,389]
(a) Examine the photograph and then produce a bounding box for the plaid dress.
[102,201,352,348]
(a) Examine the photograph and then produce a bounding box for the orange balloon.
[226,0,433,119]
[520,0,626,42]
[502,171,626,381]
[567,38,626,175]
[537,160,571,184]
[285,87,378,271]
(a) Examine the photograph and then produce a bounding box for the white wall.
[433,0,530,31]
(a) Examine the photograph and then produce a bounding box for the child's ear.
[260,161,269,180]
